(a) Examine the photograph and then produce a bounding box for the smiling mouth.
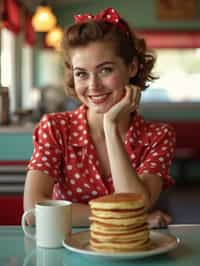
[88,93,111,104]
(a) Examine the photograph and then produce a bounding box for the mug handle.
[21,209,36,240]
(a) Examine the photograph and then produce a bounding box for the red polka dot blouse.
[28,105,176,203]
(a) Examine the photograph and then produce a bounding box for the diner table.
[0,224,199,266]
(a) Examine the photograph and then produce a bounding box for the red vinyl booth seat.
[169,121,200,158]
[0,196,23,225]
[168,121,200,180]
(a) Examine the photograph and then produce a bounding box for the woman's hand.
[148,210,172,229]
[103,85,141,126]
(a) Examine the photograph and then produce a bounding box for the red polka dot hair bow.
[74,7,130,36]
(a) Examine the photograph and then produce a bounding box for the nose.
[88,73,101,91]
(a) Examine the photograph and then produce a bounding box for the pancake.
[90,238,150,252]
[91,207,145,218]
[89,193,144,210]
[89,213,147,226]
[89,193,150,253]
[91,229,149,242]
[90,222,148,235]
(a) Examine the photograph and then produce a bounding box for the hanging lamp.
[32,1,56,32]
[45,26,64,50]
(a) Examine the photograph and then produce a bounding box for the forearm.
[24,192,51,211]
[24,171,91,227]
[72,203,90,227]
[24,186,52,225]
[24,195,90,227]
[23,170,54,224]
[104,123,151,208]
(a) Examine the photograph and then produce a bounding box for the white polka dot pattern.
[135,122,176,189]
[28,106,175,203]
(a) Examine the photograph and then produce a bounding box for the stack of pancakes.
[89,193,150,252]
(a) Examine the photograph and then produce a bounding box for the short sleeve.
[28,113,68,182]
[137,123,176,189]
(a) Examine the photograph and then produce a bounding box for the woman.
[24,7,175,228]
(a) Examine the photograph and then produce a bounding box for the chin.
[86,102,111,114]
[90,106,109,114]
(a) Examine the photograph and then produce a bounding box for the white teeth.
[88,93,110,105]
[90,95,107,100]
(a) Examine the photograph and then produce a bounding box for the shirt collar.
[68,106,150,147]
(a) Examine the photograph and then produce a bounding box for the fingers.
[125,85,141,112]
[162,212,172,224]
[147,210,172,229]
[124,85,133,100]
[135,87,141,110]
[104,85,141,122]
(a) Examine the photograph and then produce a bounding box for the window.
[142,49,200,102]
[0,28,16,112]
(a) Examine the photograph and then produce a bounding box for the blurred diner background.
[0,0,200,225]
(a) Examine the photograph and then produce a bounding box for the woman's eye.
[74,71,88,79]
[100,67,113,75]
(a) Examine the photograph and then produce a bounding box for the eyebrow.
[73,61,115,71]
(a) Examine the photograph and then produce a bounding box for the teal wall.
[54,0,200,30]
[0,133,33,160]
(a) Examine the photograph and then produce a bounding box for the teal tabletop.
[0,225,199,266]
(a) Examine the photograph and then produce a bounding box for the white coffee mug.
[21,200,72,248]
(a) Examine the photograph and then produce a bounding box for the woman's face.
[70,41,136,113]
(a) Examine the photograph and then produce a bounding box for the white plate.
[63,230,180,259]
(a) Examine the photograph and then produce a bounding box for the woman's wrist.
[103,118,118,136]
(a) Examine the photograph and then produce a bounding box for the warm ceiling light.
[32,4,57,32]
[46,26,64,50]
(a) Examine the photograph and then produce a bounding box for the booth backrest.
[0,196,23,225]
[169,121,200,153]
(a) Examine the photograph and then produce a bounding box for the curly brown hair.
[62,19,156,99]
